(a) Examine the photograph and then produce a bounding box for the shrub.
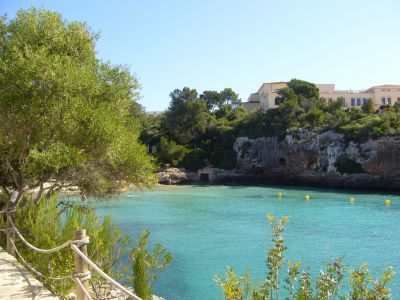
[1,196,170,299]
[361,99,375,114]
[215,214,394,299]
[158,137,188,166]
[180,148,207,170]
[10,196,131,297]
[130,230,172,300]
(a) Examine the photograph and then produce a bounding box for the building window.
[362,98,367,104]
[388,98,392,105]
[328,98,333,103]
[356,98,361,106]
[274,97,280,105]
[397,97,400,102]
[382,97,386,105]
[351,98,355,106]
[387,89,391,92]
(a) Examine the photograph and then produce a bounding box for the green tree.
[131,230,173,300]
[0,8,156,204]
[287,79,320,99]
[300,107,325,128]
[393,102,400,113]
[162,88,209,144]
[201,88,241,111]
[361,98,375,114]
[201,90,224,111]
[331,97,346,111]
[158,137,188,166]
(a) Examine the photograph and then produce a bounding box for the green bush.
[215,214,394,299]
[130,230,172,300]
[11,196,131,296]
[158,137,188,166]
[361,99,375,114]
[0,196,170,299]
[180,148,207,170]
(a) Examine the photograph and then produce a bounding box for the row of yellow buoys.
[349,197,391,207]
[277,192,392,206]
[277,192,311,200]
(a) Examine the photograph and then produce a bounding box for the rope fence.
[9,239,73,281]
[71,244,141,300]
[1,208,142,300]
[7,215,89,253]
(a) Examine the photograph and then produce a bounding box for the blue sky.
[1,0,400,111]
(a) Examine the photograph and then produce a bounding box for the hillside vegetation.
[138,79,400,170]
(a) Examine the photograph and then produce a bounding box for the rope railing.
[75,277,94,300]
[2,209,142,300]
[9,239,73,281]
[7,215,88,253]
[71,244,142,300]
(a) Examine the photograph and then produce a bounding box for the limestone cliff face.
[233,129,400,190]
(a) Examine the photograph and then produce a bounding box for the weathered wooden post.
[74,229,90,300]
[6,192,19,256]
[6,209,15,256]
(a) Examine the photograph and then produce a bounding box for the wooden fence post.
[74,229,90,300]
[6,209,15,256]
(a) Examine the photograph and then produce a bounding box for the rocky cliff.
[233,129,400,190]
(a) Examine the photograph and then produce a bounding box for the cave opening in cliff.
[200,173,210,182]
[279,158,286,166]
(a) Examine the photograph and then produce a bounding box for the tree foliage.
[162,88,209,145]
[158,137,188,166]
[201,88,241,111]
[153,87,245,170]
[139,79,400,172]
[361,98,375,114]
[0,8,156,203]
[236,80,400,142]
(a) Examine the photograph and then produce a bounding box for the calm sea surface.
[91,185,400,299]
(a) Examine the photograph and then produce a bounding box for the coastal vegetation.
[12,197,131,296]
[0,8,169,298]
[215,214,394,299]
[139,80,400,171]
[138,87,247,170]
[131,230,173,300]
[0,8,156,205]
[0,6,398,300]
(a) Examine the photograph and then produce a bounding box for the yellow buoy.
[349,197,355,204]
[278,192,283,198]
[385,199,391,207]
[305,194,310,201]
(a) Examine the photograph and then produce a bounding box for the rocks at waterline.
[233,129,400,190]
[157,167,243,185]
[158,167,197,184]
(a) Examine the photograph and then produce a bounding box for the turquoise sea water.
[92,185,400,299]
